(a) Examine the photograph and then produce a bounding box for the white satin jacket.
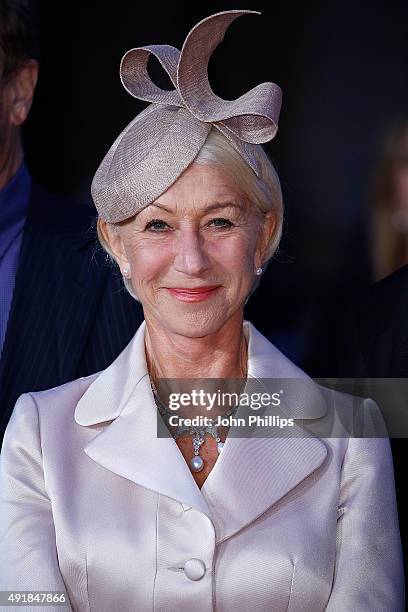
[0,321,404,611]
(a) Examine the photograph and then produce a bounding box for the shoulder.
[298,381,386,449]
[338,266,408,376]
[315,386,394,485]
[354,265,408,327]
[370,264,408,301]
[4,373,100,442]
[30,372,100,404]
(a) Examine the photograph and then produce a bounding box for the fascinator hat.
[91,9,282,224]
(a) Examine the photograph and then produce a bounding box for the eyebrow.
[149,201,244,214]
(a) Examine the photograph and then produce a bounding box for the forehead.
[153,163,243,208]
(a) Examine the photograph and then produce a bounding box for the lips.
[166,285,221,302]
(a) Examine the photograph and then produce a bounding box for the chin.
[162,307,229,339]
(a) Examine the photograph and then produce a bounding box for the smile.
[166,286,221,302]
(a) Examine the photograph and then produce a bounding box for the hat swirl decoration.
[92,9,282,223]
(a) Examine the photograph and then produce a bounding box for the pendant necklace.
[150,380,241,473]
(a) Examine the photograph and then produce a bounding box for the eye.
[144,219,170,232]
[208,218,234,228]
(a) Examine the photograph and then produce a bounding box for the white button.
[184,558,206,581]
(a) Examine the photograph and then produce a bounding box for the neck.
[144,310,247,381]
[0,132,23,191]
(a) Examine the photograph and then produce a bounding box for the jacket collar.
[75,320,327,425]
[75,320,328,542]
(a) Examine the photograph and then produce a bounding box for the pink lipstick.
[166,285,221,302]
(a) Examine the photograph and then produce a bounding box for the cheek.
[209,233,257,267]
[124,236,173,280]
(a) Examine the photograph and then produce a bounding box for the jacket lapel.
[75,320,328,542]
[201,433,327,543]
[75,322,211,516]
[199,323,328,542]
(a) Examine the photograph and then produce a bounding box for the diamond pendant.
[189,432,225,472]
[190,432,205,472]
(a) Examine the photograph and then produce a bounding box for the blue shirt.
[0,162,32,358]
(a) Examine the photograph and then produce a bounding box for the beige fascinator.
[91,9,282,223]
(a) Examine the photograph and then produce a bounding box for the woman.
[0,10,404,612]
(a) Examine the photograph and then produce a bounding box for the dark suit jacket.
[0,182,144,443]
[340,265,408,378]
[336,264,408,585]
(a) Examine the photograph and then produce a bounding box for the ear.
[255,211,277,268]
[8,60,39,127]
[98,218,130,269]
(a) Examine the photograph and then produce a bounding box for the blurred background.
[23,0,408,374]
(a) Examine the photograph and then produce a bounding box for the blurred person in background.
[321,118,408,582]
[337,115,408,585]
[371,115,408,281]
[336,263,408,582]
[0,0,143,443]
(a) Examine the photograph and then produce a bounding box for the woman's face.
[102,163,275,338]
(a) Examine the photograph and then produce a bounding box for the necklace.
[150,379,241,473]
[147,334,248,473]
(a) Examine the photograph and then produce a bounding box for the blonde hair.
[97,126,284,300]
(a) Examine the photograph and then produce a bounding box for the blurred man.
[0,1,143,442]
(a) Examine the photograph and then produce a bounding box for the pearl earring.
[255,267,263,276]
[123,267,131,278]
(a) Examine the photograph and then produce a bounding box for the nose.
[173,227,210,276]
